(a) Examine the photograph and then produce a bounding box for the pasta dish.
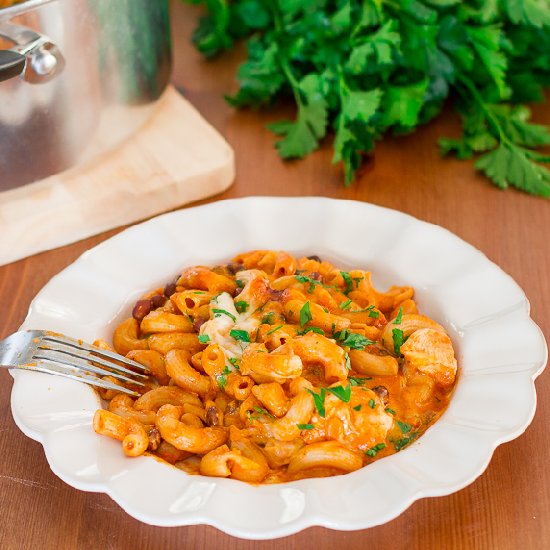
[93,251,457,483]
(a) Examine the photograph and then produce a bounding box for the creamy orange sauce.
[94,251,457,483]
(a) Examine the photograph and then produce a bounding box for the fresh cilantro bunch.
[184,0,550,197]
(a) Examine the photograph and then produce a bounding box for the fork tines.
[34,332,149,397]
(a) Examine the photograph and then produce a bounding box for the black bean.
[132,299,151,322]
[372,386,389,405]
[205,406,220,426]
[268,288,287,301]
[146,426,161,451]
[225,262,244,275]
[150,294,166,309]
[193,317,207,332]
[164,282,177,298]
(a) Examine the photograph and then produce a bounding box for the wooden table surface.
[1,2,549,549]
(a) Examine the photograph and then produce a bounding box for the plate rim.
[10,196,548,539]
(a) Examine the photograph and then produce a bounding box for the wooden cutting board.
[0,86,235,266]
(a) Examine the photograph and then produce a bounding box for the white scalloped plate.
[10,197,547,539]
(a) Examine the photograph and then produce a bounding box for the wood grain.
[1,2,549,549]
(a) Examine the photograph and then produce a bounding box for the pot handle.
[0,49,26,82]
[0,22,65,84]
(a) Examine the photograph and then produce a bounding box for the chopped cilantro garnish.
[344,352,351,371]
[345,304,380,319]
[349,376,370,386]
[353,404,362,411]
[297,423,315,430]
[327,384,351,403]
[266,325,284,336]
[352,276,364,288]
[198,334,210,344]
[261,312,275,325]
[229,357,240,369]
[392,328,405,355]
[296,326,325,336]
[340,271,353,294]
[368,399,376,409]
[294,275,324,293]
[299,301,312,327]
[235,279,244,288]
[333,329,375,350]
[393,433,418,452]
[192,291,206,294]
[385,407,396,415]
[365,443,386,457]
[393,307,403,325]
[217,367,231,388]
[235,300,249,313]
[253,405,274,419]
[340,299,352,310]
[212,308,236,322]
[397,420,412,434]
[306,388,326,418]
[230,329,250,342]
[267,324,284,335]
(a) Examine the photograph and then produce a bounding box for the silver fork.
[0,330,148,397]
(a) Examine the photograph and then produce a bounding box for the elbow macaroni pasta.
[94,251,458,483]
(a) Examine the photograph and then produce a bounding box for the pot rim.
[0,0,54,17]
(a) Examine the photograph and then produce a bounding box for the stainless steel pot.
[0,0,171,191]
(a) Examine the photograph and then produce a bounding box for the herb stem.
[458,76,508,145]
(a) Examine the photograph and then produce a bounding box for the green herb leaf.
[212,308,237,322]
[229,357,240,369]
[349,376,371,386]
[273,74,328,159]
[296,326,325,336]
[393,432,418,452]
[392,328,405,356]
[397,420,412,434]
[267,324,284,335]
[307,388,326,418]
[188,0,550,196]
[475,144,550,197]
[344,352,351,371]
[253,405,274,419]
[340,271,353,294]
[295,274,330,293]
[333,329,375,350]
[385,407,396,415]
[217,373,228,389]
[198,334,211,344]
[353,404,362,411]
[300,301,312,327]
[393,307,403,324]
[340,299,352,310]
[297,423,315,430]
[365,442,386,457]
[235,300,249,313]
[261,312,275,325]
[327,384,352,403]
[230,329,250,342]
[369,399,376,409]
